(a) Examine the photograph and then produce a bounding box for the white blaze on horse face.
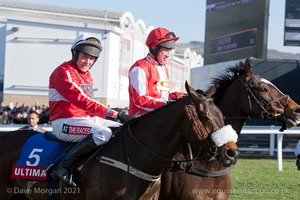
[261,78,285,96]
[261,77,286,116]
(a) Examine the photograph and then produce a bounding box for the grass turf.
[229,158,300,199]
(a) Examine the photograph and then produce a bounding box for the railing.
[0,125,299,171]
[240,125,299,171]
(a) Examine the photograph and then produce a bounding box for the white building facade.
[0,0,198,108]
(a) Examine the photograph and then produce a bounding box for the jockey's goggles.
[85,37,101,45]
[149,32,176,47]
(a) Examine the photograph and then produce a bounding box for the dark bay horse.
[1,82,234,200]
[159,58,300,200]
[214,58,300,134]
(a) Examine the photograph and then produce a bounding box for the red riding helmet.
[146,27,179,49]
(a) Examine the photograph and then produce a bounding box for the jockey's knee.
[91,128,112,146]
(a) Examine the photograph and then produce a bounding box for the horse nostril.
[226,149,239,159]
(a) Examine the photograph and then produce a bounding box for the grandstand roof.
[0,0,124,21]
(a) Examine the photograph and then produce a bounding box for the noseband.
[172,138,231,177]
[237,75,290,119]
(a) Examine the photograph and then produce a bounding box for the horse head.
[213,57,300,133]
[184,81,225,142]
[183,83,239,168]
[158,83,239,200]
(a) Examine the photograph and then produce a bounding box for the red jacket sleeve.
[50,64,116,118]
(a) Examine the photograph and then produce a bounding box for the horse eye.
[257,83,267,92]
[259,87,266,92]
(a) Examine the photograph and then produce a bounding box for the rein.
[177,162,230,177]
[127,123,173,161]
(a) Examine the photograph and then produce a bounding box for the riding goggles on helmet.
[85,37,101,44]
[71,34,102,50]
[149,32,176,47]
[71,34,103,59]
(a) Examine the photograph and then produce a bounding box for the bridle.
[172,138,220,163]
[233,74,290,120]
[171,135,232,177]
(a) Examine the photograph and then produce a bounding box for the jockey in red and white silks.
[128,27,183,116]
[49,34,133,186]
[128,54,171,115]
[49,60,121,144]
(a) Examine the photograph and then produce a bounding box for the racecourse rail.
[0,125,299,171]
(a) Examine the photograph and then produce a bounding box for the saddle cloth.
[11,133,70,181]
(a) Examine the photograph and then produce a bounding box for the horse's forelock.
[185,105,209,141]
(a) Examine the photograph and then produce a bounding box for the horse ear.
[185,81,191,94]
[185,81,203,103]
[244,58,252,73]
[244,57,253,80]
[206,85,217,97]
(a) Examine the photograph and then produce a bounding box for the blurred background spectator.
[0,101,50,125]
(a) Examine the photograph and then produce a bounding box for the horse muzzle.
[282,106,300,129]
[222,148,239,167]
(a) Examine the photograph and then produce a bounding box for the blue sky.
[24,0,300,54]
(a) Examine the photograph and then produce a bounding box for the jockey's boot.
[51,134,97,185]
[296,154,300,171]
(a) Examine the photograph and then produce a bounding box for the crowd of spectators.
[0,101,50,125]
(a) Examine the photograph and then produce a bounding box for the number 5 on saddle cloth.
[11,133,71,181]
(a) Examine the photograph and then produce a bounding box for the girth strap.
[178,162,230,177]
[97,156,161,181]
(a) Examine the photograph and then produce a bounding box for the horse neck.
[216,80,247,135]
[127,97,190,174]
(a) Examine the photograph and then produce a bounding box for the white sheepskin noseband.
[211,125,238,147]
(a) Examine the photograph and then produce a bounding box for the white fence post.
[277,133,284,171]
[270,133,275,156]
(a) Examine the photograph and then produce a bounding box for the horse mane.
[126,95,208,141]
[121,94,211,141]
[124,95,209,140]
[125,98,182,126]
[211,61,246,104]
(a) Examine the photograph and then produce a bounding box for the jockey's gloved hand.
[169,91,186,100]
[117,110,135,123]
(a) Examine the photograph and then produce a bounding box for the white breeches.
[51,116,122,146]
